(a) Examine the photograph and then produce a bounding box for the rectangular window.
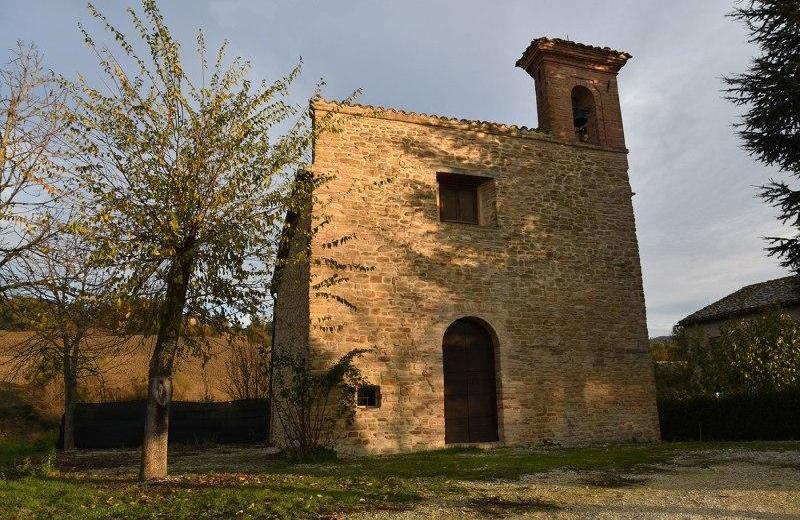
[438,174,479,224]
[357,385,381,407]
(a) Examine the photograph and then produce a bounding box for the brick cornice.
[516,37,632,75]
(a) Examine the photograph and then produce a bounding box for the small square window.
[357,385,381,407]
[438,174,479,225]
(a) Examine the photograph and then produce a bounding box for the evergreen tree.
[725,0,800,270]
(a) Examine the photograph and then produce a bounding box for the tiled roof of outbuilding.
[679,275,800,326]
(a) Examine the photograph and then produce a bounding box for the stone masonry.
[272,38,660,456]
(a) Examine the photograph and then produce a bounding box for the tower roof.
[516,37,632,74]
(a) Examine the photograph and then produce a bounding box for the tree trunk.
[139,375,172,480]
[62,359,77,452]
[62,334,81,452]
[138,243,195,482]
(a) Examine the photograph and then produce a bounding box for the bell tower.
[516,38,631,150]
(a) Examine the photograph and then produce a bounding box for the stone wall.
[270,198,312,447]
[277,98,660,455]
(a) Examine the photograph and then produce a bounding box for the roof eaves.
[311,98,544,137]
[677,276,800,327]
[516,37,632,71]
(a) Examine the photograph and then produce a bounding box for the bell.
[573,106,590,128]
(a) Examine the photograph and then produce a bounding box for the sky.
[0,0,789,337]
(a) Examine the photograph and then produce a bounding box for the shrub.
[272,348,367,459]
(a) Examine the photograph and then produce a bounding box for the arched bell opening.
[571,85,600,145]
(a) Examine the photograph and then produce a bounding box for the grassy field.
[0,333,244,408]
[1,438,799,519]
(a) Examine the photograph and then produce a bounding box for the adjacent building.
[678,275,800,339]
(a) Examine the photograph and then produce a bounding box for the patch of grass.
[166,442,800,481]
[0,473,422,519]
[0,440,422,519]
[57,449,138,472]
[285,445,338,465]
[274,443,682,481]
[0,432,57,475]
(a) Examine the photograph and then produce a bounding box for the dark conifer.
[725,0,800,270]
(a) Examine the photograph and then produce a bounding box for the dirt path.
[351,450,800,519]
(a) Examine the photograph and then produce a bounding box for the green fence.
[59,399,269,449]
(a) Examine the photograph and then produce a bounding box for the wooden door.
[443,319,499,444]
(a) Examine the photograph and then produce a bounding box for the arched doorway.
[442,318,499,444]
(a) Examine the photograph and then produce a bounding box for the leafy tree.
[713,306,800,393]
[650,333,699,400]
[65,1,329,480]
[724,1,800,270]
[0,296,47,330]
[663,307,800,398]
[652,326,710,399]
[1,42,67,294]
[648,336,684,362]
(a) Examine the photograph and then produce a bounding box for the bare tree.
[0,42,67,294]
[0,230,126,451]
[221,339,269,401]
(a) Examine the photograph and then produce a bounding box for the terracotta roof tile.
[311,98,543,136]
[516,37,632,71]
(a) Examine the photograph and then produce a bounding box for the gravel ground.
[349,449,800,519]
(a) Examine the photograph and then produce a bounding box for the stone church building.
[273,37,660,455]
